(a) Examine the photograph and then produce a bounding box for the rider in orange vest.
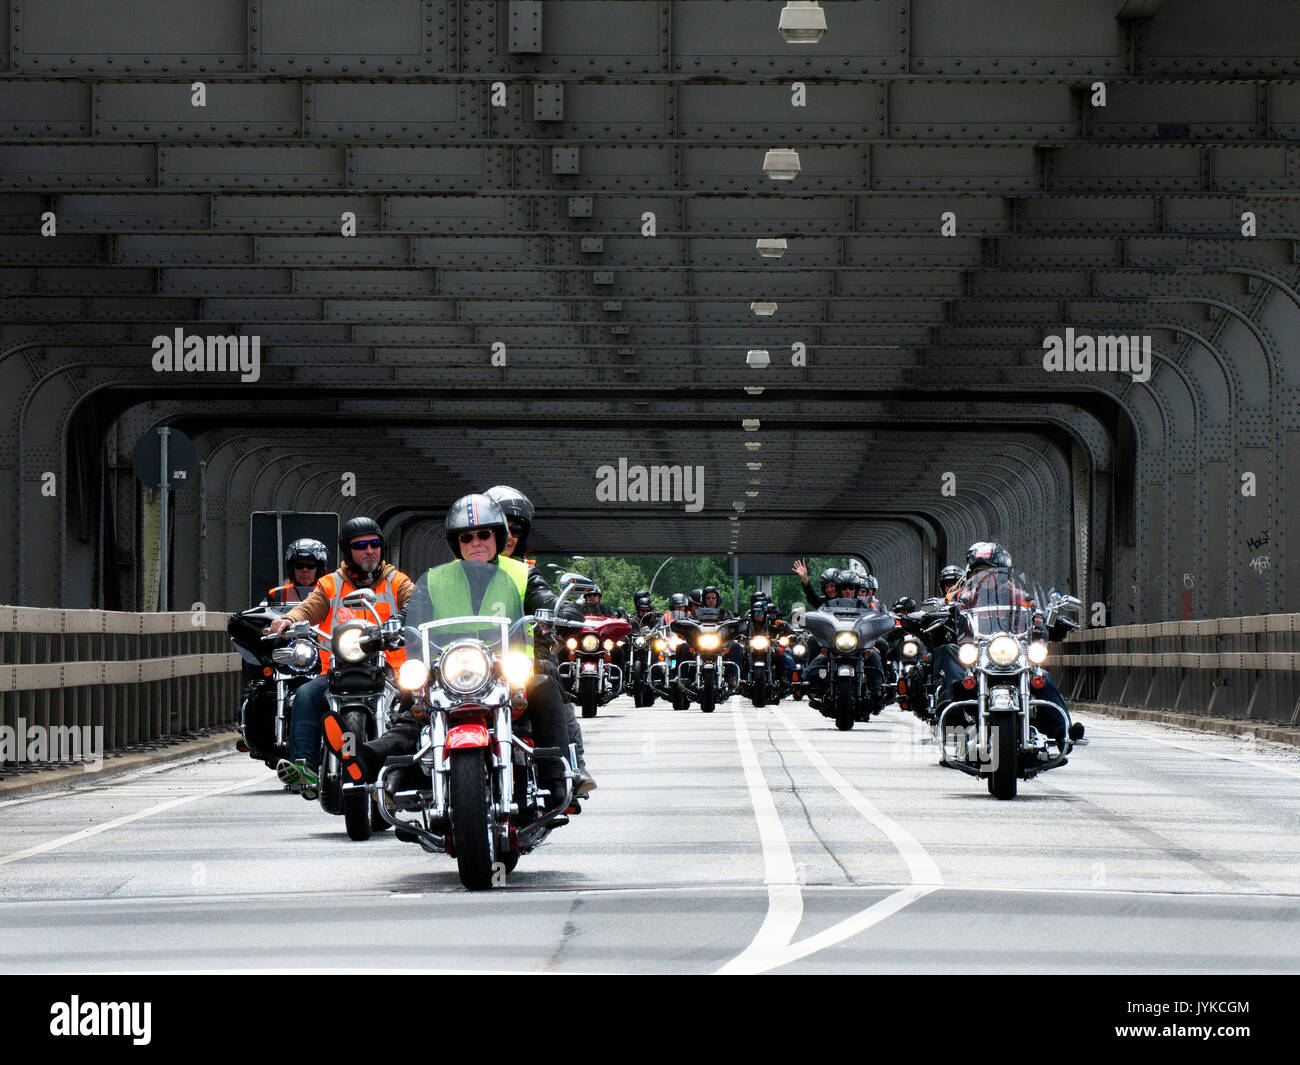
[268,517,413,794]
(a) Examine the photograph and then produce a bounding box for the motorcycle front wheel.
[450,749,497,890]
[834,676,855,731]
[750,673,768,708]
[340,710,373,840]
[579,674,599,718]
[700,673,716,714]
[988,714,1019,800]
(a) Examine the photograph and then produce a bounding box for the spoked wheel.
[579,675,599,718]
[450,749,496,890]
[989,715,1019,800]
[834,676,855,731]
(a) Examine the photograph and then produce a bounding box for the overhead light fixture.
[746,349,770,368]
[756,238,787,259]
[749,479,762,485]
[745,441,762,451]
[744,386,765,395]
[779,1,827,44]
[751,301,778,316]
[746,491,759,498]
[762,148,802,181]
[747,462,762,470]
[742,418,760,431]
[733,501,747,512]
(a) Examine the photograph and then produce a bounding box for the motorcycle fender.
[445,723,491,751]
[836,665,855,677]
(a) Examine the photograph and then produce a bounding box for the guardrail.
[1052,614,1300,727]
[0,607,239,780]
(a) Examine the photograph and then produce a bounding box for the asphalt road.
[2,696,1299,974]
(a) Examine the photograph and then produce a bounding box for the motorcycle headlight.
[989,636,1021,667]
[634,636,645,647]
[779,636,790,646]
[439,645,491,694]
[834,631,859,652]
[653,638,666,651]
[397,659,429,691]
[503,651,533,688]
[335,628,365,663]
[1027,641,1049,666]
[793,643,806,657]
[669,635,683,650]
[291,640,316,669]
[901,639,920,659]
[750,635,770,651]
[580,634,601,653]
[603,639,614,651]
[698,633,721,651]
[566,637,578,650]
[957,642,979,667]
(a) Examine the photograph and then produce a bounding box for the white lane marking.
[0,775,263,867]
[1090,721,1300,782]
[715,706,804,975]
[0,748,241,809]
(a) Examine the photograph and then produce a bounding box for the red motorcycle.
[554,615,631,718]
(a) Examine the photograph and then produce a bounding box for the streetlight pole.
[648,556,675,600]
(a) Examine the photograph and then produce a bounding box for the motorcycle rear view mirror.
[270,647,296,665]
[342,588,377,609]
[560,572,595,590]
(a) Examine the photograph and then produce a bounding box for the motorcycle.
[669,611,746,713]
[368,569,588,890]
[227,604,321,768]
[627,625,663,707]
[287,588,402,839]
[933,570,1085,799]
[740,629,788,708]
[802,598,895,730]
[554,613,632,718]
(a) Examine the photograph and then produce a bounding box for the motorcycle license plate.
[581,662,597,673]
[837,665,855,677]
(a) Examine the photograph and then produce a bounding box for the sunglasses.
[292,563,318,570]
[458,529,495,544]
[350,538,382,551]
[507,520,525,535]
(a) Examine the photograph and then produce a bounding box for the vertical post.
[732,555,740,612]
[158,427,171,612]
[198,459,208,606]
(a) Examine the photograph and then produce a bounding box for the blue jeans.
[289,673,329,766]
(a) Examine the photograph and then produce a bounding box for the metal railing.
[0,607,239,781]
[1053,614,1300,727]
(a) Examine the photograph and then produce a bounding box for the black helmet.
[633,589,653,612]
[938,564,963,592]
[702,584,721,606]
[285,537,328,576]
[339,517,382,561]
[966,542,1012,571]
[444,494,509,559]
[485,485,535,556]
[864,575,879,594]
[668,592,688,611]
[689,588,703,607]
[892,595,917,614]
[836,569,859,593]
[583,585,603,599]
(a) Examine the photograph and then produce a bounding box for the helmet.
[938,564,964,592]
[284,538,327,576]
[444,494,509,559]
[668,592,688,611]
[750,592,766,606]
[818,568,838,589]
[966,542,1012,571]
[484,485,535,556]
[689,588,703,607]
[339,517,383,561]
[702,585,721,606]
[864,575,879,594]
[892,595,917,614]
[633,589,653,612]
[583,585,603,599]
[835,569,859,593]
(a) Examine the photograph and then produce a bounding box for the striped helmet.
[444,494,509,559]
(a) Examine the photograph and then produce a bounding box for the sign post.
[132,427,196,612]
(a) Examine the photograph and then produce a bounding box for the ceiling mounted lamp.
[746,461,762,470]
[779,0,827,43]
[762,148,802,181]
[751,301,778,316]
[745,441,762,451]
[733,501,747,512]
[744,386,765,395]
[745,491,759,498]
[742,418,760,431]
[749,478,762,485]
[746,349,770,368]
[755,238,787,259]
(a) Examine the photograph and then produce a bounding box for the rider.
[267,518,414,794]
[630,589,659,632]
[745,594,795,684]
[322,494,581,812]
[937,564,964,603]
[861,575,881,610]
[485,484,596,797]
[688,588,703,616]
[792,559,839,608]
[266,539,328,605]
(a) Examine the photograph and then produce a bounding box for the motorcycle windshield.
[404,560,523,662]
[854,609,896,642]
[955,568,1040,638]
[803,610,850,644]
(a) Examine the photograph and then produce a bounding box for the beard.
[352,556,380,579]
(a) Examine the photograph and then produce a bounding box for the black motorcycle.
[227,605,320,768]
[669,612,746,713]
[802,598,895,730]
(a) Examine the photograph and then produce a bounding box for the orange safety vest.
[317,566,407,671]
[267,582,311,605]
